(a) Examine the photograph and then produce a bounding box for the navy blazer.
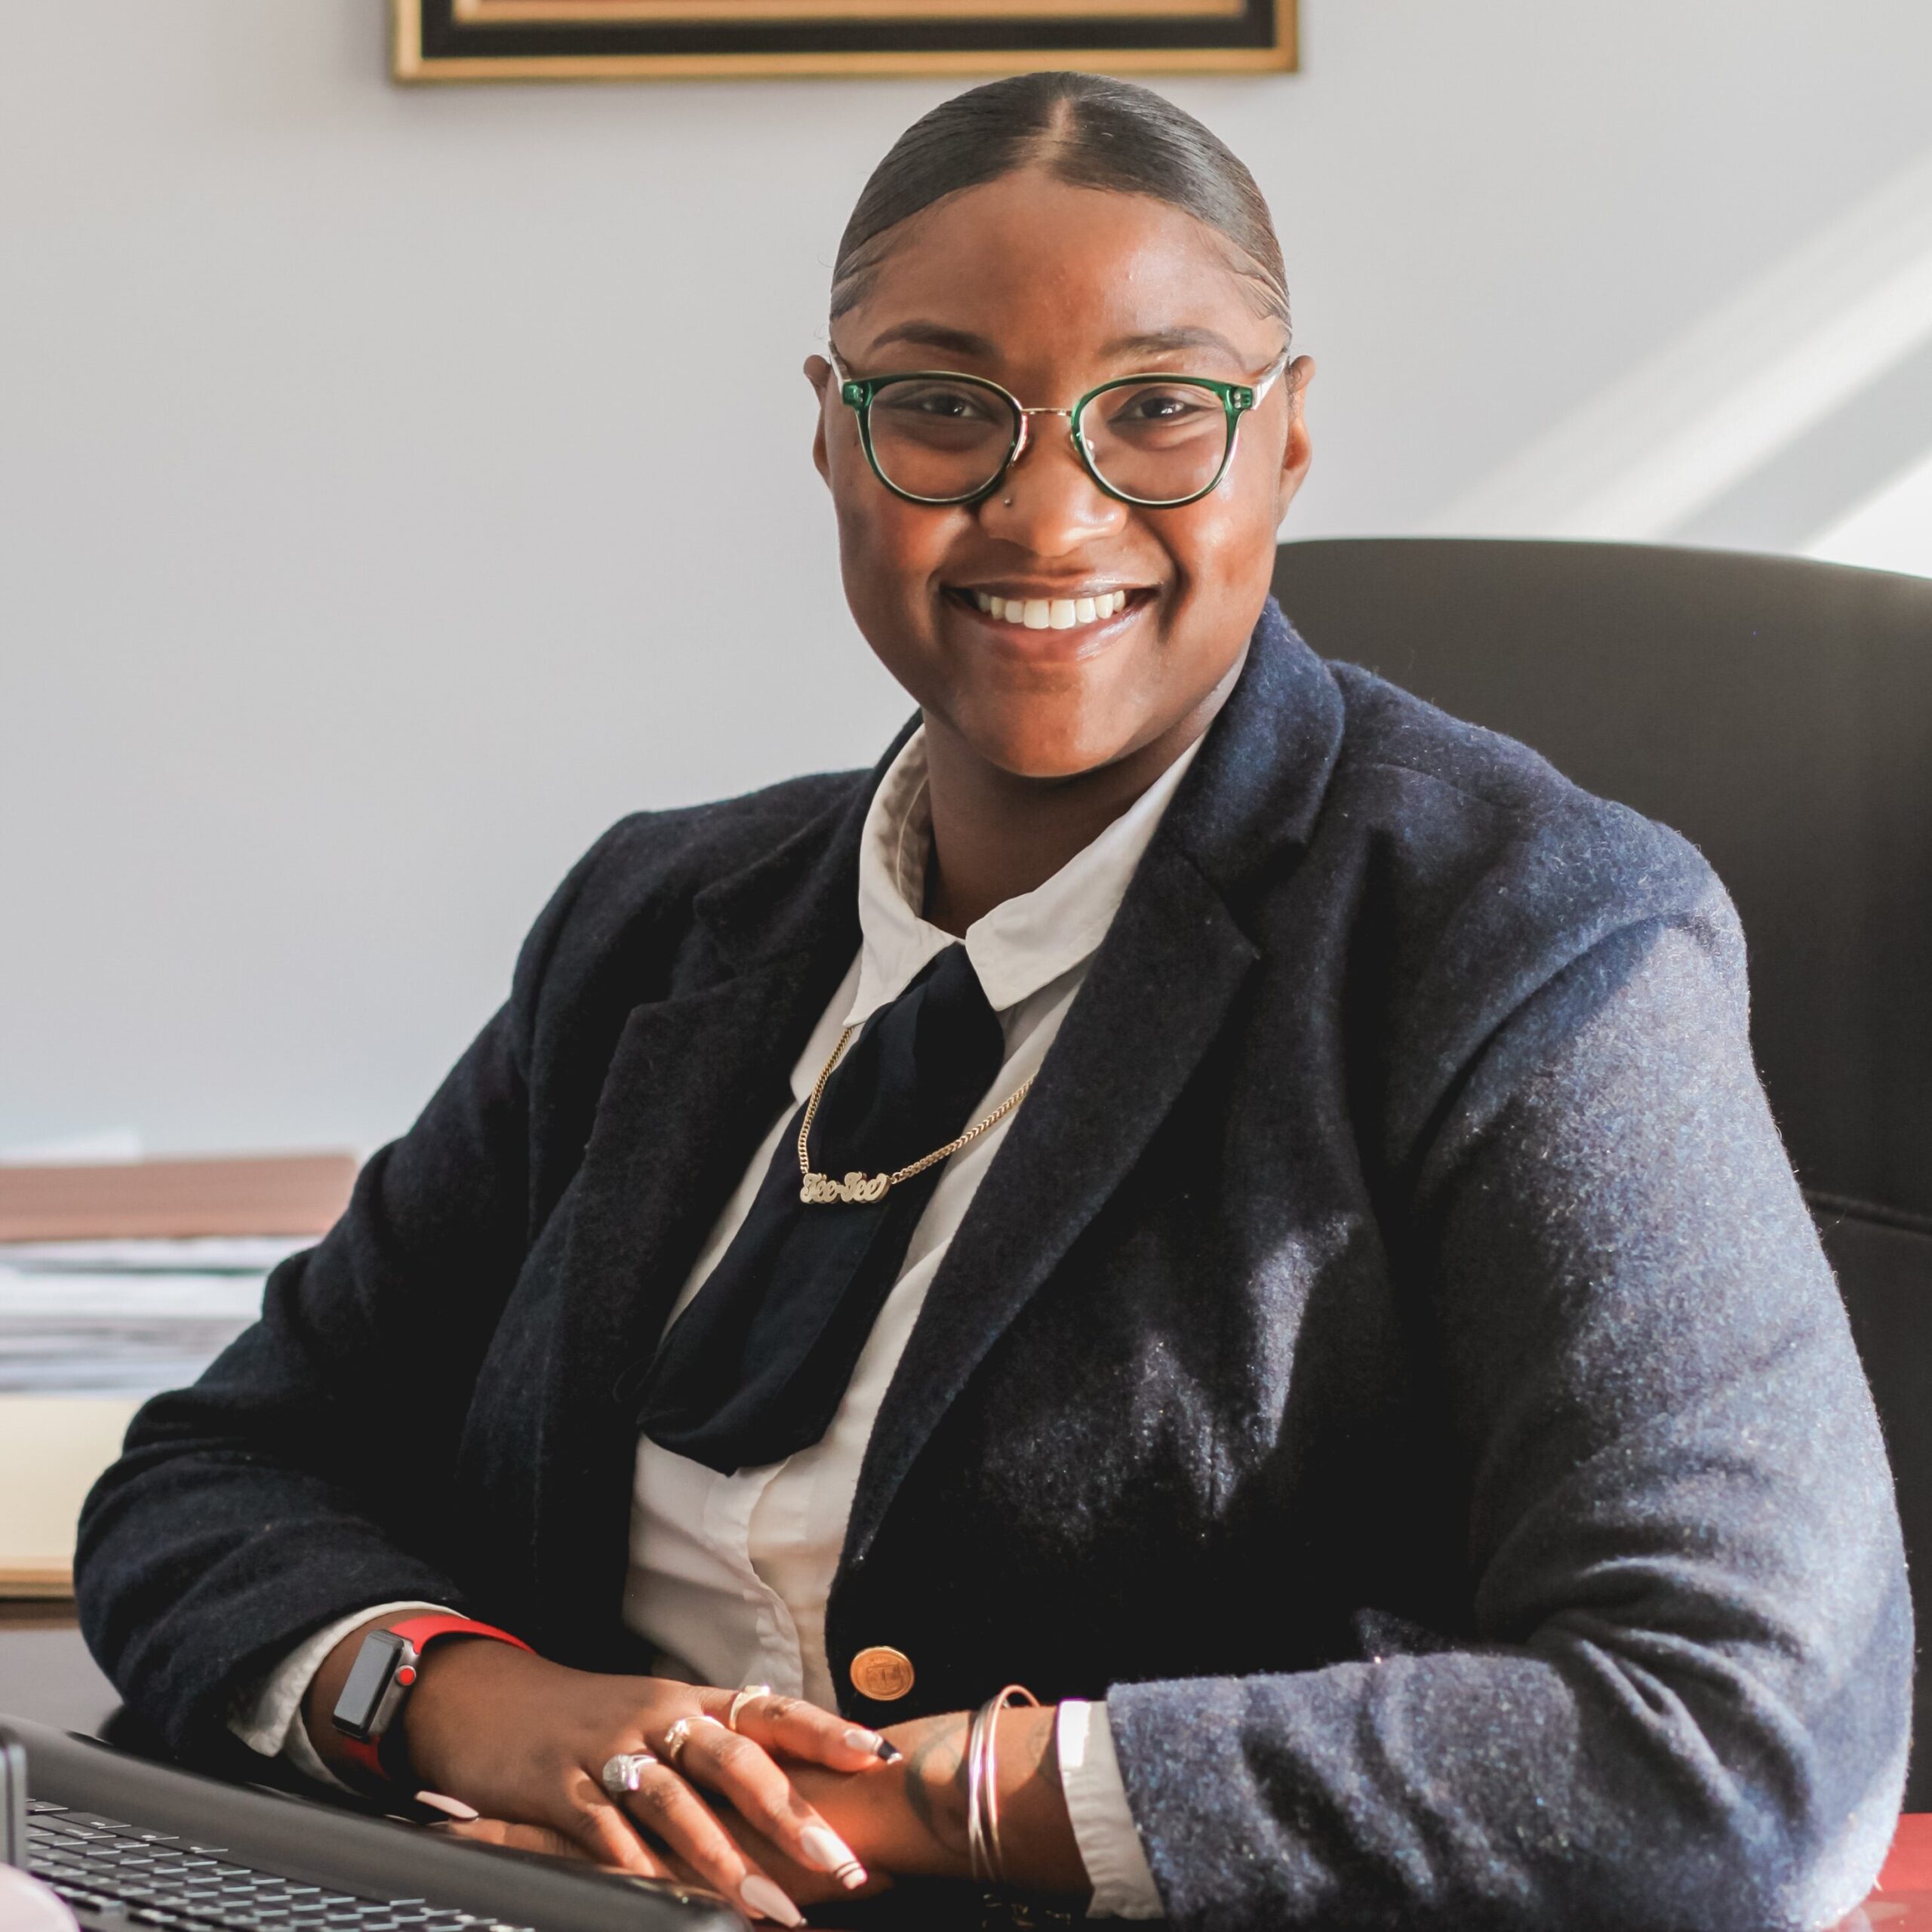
[77,604,1910,1930]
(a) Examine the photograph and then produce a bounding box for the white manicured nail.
[799,1823,866,1887]
[414,1790,479,1821]
[740,1874,805,1924]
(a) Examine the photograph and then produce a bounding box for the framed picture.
[392,0,1295,82]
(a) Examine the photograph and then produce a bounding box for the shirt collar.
[849,725,1204,1023]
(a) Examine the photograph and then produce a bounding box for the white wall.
[4,1,1929,1157]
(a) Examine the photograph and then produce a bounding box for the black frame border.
[396,0,1294,79]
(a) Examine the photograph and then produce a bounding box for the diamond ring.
[600,1751,657,1796]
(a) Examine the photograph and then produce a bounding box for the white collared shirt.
[235,726,1187,1918]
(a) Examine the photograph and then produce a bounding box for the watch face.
[334,1630,408,1740]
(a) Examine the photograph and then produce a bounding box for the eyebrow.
[859,320,1257,367]
[862,321,1000,359]
[1100,325,1251,362]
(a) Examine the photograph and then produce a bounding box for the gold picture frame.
[393,0,1295,81]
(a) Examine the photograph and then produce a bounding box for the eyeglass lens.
[865,376,1233,504]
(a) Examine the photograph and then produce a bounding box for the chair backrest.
[1273,537,1932,1800]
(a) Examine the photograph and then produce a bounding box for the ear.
[1272,355,1315,527]
[804,354,835,488]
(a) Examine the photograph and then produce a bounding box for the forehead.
[841,171,1272,371]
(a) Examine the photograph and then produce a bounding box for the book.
[0,1153,355,1242]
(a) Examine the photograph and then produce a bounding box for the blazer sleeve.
[1106,868,1912,1932]
[73,827,617,1760]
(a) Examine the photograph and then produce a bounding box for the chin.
[956,713,1137,783]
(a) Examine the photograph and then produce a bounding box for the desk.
[0,1603,118,1733]
[3,1612,1925,1929]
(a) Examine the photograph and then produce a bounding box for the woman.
[77,72,1909,1932]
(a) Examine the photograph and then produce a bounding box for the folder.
[0,1154,357,1600]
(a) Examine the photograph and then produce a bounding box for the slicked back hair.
[830,72,1291,340]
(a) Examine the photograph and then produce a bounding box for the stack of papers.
[0,1237,308,1398]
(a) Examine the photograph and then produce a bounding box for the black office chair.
[1273,537,1932,1805]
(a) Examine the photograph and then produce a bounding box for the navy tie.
[635,943,1005,1473]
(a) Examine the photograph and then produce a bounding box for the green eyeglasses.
[829,349,1288,510]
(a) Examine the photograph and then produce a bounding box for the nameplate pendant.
[799,1171,891,1206]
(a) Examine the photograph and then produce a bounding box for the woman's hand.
[702,1706,1090,1897]
[421,1703,1090,1907]
[302,1616,893,1924]
[429,1811,895,1910]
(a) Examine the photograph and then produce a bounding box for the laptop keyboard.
[23,1798,538,1931]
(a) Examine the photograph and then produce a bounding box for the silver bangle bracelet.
[964,1683,1038,1886]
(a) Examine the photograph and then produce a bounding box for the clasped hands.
[307,1629,1081,1925]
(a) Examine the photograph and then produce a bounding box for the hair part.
[830,72,1291,341]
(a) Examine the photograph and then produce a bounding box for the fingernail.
[844,1725,900,1761]
[799,1823,867,1887]
[875,1738,903,1764]
[413,1789,479,1821]
[740,1874,805,1926]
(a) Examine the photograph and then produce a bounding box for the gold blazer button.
[849,1646,915,1701]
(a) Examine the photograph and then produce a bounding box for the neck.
[918,663,1241,936]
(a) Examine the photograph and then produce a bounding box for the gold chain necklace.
[795,1025,1035,1206]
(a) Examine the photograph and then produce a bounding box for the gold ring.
[726,1684,771,1734]
[663,1716,697,1768]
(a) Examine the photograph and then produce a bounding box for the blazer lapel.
[843,841,1259,1567]
[528,780,881,1644]
[843,604,1347,1568]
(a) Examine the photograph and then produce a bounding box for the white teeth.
[971,589,1131,626]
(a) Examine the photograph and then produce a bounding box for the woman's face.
[808,168,1313,782]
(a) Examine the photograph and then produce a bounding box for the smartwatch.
[330,1613,532,1783]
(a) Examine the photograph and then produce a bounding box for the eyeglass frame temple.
[824,346,1292,508]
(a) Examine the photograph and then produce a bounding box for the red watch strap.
[337,1615,532,1784]
[387,1614,534,1657]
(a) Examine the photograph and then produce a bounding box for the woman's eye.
[882,384,997,423]
[1114,386,1213,422]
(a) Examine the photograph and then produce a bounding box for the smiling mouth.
[955,587,1137,632]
